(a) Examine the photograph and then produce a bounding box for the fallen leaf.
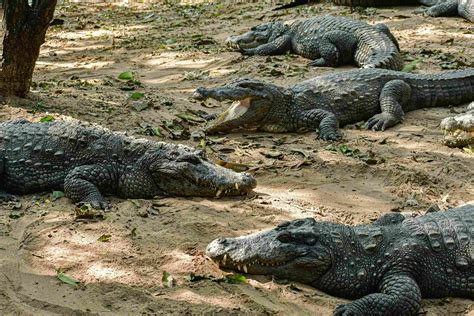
[51,190,65,201]
[57,272,80,286]
[97,234,112,242]
[162,271,174,288]
[176,112,206,123]
[40,115,55,122]
[118,71,134,80]
[215,159,250,172]
[224,274,247,284]
[402,59,421,73]
[130,92,145,100]
[261,150,283,159]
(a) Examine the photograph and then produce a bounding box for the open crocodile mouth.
[203,181,252,197]
[219,98,250,120]
[212,254,289,274]
[206,98,251,133]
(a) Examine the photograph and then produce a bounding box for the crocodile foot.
[78,200,111,210]
[0,191,19,203]
[308,58,334,67]
[366,113,400,131]
[333,303,363,316]
[413,7,428,15]
[319,129,343,141]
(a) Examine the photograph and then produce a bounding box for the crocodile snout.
[225,36,241,49]
[192,87,208,101]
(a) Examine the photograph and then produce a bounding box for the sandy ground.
[0,1,473,315]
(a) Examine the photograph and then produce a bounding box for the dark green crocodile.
[193,68,474,141]
[0,120,256,208]
[207,204,474,316]
[332,0,473,22]
[226,15,403,70]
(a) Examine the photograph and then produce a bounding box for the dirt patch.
[0,1,473,315]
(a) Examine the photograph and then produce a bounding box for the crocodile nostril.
[216,238,227,245]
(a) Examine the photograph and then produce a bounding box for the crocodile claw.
[79,200,111,210]
[333,303,360,316]
[366,113,400,131]
[308,58,331,67]
[240,48,254,56]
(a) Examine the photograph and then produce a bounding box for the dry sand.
[0,1,473,315]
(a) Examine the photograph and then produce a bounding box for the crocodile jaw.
[206,98,252,134]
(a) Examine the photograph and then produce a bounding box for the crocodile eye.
[177,153,201,165]
[277,231,292,243]
[305,236,317,246]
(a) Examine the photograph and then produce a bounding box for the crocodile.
[225,15,403,70]
[440,102,474,147]
[329,0,473,22]
[207,204,474,316]
[193,68,474,141]
[0,120,256,209]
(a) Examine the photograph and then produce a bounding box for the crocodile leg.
[241,35,292,56]
[64,165,116,209]
[308,31,357,67]
[0,154,17,202]
[334,274,421,316]
[418,0,459,17]
[299,109,342,141]
[367,80,411,131]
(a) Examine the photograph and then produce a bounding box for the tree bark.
[0,0,57,97]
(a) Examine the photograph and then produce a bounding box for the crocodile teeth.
[237,265,241,271]
[223,254,227,264]
[216,189,223,198]
[235,183,240,190]
[243,265,248,273]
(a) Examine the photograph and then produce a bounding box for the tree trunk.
[0,0,57,97]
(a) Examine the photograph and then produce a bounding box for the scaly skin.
[330,0,473,22]
[440,102,474,147]
[420,0,474,22]
[226,15,403,70]
[0,120,256,208]
[193,68,474,141]
[207,205,474,316]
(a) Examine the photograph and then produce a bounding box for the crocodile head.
[226,21,289,50]
[206,218,334,284]
[440,104,474,148]
[142,142,256,197]
[192,78,292,134]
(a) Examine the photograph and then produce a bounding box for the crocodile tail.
[332,0,418,6]
[407,68,474,109]
[458,0,474,22]
[354,31,403,71]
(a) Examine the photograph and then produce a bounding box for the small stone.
[131,101,149,112]
[405,198,419,207]
[190,130,205,141]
